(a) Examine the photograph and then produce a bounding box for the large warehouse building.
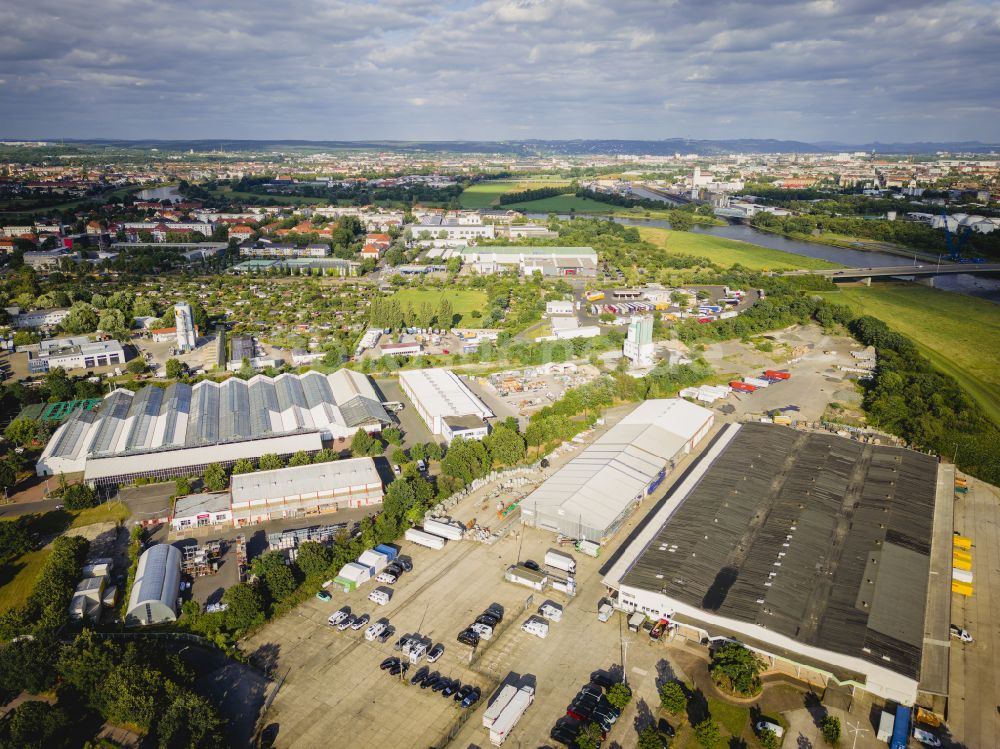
[399,368,493,443]
[36,370,391,485]
[521,399,714,541]
[125,544,182,626]
[603,423,944,705]
[230,458,383,527]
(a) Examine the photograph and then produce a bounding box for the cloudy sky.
[1,0,998,142]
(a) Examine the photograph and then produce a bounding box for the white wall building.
[28,337,126,374]
[399,368,493,443]
[174,302,197,351]
[545,300,575,316]
[7,306,70,329]
[230,458,383,527]
[624,315,655,368]
[171,492,233,531]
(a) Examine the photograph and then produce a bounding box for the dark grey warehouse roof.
[620,423,937,680]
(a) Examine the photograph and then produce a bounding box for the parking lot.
[945,475,1000,748]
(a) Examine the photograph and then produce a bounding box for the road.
[783,263,1000,278]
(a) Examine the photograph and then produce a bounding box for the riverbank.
[819,283,1000,425]
[748,223,944,264]
[638,226,842,271]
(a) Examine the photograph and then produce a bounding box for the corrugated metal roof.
[619,423,937,680]
[230,457,382,503]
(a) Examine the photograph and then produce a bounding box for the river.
[526,213,1000,302]
[137,185,182,202]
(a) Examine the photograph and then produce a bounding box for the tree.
[98,307,128,337]
[231,458,255,475]
[659,681,687,714]
[390,446,408,466]
[758,728,780,749]
[425,442,442,461]
[165,358,184,379]
[436,298,454,328]
[575,722,605,749]
[0,637,59,694]
[288,450,312,467]
[606,682,633,710]
[222,583,265,631]
[710,642,763,696]
[351,429,377,457]
[383,478,417,520]
[156,687,225,749]
[0,460,17,492]
[295,541,332,579]
[258,454,283,471]
[0,700,71,749]
[638,726,667,749]
[62,481,98,510]
[409,442,426,462]
[693,719,721,749]
[174,476,192,497]
[102,661,163,730]
[4,417,38,446]
[60,302,98,335]
[821,715,841,745]
[251,551,298,603]
[483,424,526,466]
[203,463,227,491]
[126,358,147,376]
[382,426,402,446]
[312,448,339,463]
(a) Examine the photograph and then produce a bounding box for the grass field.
[503,194,623,214]
[459,180,571,209]
[639,226,842,271]
[0,548,50,612]
[70,502,131,528]
[821,283,1000,424]
[388,288,487,325]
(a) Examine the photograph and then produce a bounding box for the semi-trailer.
[744,377,771,388]
[763,370,791,380]
[424,518,465,541]
[482,685,519,729]
[489,686,535,745]
[405,528,447,550]
[730,381,756,393]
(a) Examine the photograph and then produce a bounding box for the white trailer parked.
[482,685,519,729]
[405,528,447,550]
[489,686,535,745]
[424,518,465,541]
[544,549,576,574]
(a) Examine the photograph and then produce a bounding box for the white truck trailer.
[544,549,576,574]
[424,518,465,541]
[482,685,519,729]
[489,686,535,745]
[405,528,447,550]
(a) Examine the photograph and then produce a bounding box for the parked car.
[461,687,481,708]
[387,661,408,676]
[950,624,973,643]
[484,604,504,622]
[315,590,332,602]
[913,728,942,747]
[442,680,461,697]
[364,622,387,641]
[351,614,370,630]
[523,560,540,571]
[380,657,399,670]
[420,672,440,689]
[427,643,445,663]
[755,721,784,739]
[394,634,411,651]
[476,613,500,628]
[457,629,480,647]
[470,623,493,640]
[410,666,429,686]
[454,684,474,702]
[396,557,413,572]
[337,615,355,631]
[431,677,450,693]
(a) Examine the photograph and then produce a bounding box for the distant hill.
[56,138,1000,156]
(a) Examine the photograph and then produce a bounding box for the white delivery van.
[368,588,391,606]
[521,617,549,639]
[755,721,784,739]
[538,603,563,622]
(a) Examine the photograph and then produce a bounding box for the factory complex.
[603,422,945,705]
[399,367,493,443]
[36,369,392,485]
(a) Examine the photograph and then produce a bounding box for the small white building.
[7,306,71,329]
[171,491,232,531]
[398,368,493,444]
[545,300,575,316]
[28,337,126,374]
[380,342,423,357]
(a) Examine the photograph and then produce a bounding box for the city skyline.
[2,0,998,142]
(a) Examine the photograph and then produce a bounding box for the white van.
[755,721,784,739]
[408,642,428,663]
[364,622,386,641]
[521,617,549,639]
[368,589,391,606]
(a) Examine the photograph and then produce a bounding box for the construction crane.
[941,209,973,262]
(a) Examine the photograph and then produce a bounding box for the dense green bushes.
[498,185,572,205]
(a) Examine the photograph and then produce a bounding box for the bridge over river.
[781,263,1000,285]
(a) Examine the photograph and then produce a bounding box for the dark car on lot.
[377,625,395,643]
[396,557,413,572]
[388,661,408,676]
[420,671,440,689]
[442,680,461,697]
[454,685,474,702]
[410,666,429,685]
[431,677,451,693]
[523,560,540,571]
[394,635,412,651]
[457,629,480,647]
[461,687,481,708]
[589,671,618,690]
[485,604,504,622]
[578,684,602,700]
[550,718,582,746]
[475,613,500,628]
[380,657,399,670]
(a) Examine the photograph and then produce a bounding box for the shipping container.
[953,535,972,550]
[876,711,895,742]
[489,686,534,745]
[730,381,756,393]
[374,544,398,562]
[424,518,465,541]
[890,705,910,749]
[744,377,771,388]
[482,685,519,728]
[576,540,601,557]
[544,549,577,574]
[764,370,791,380]
[404,528,446,550]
